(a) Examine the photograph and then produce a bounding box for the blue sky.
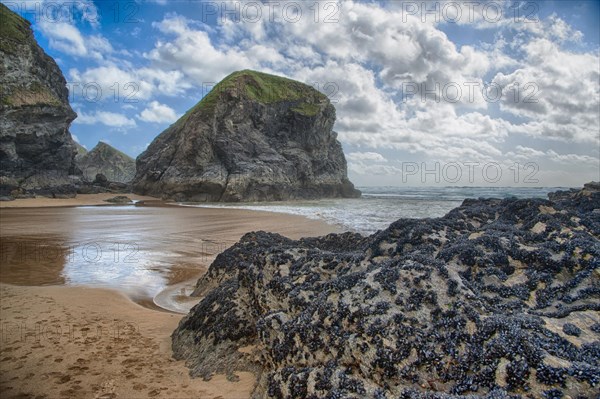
[4,0,599,186]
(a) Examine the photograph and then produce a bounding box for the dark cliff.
[0,4,79,199]
[132,70,360,202]
[77,141,136,184]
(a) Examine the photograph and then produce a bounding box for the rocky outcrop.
[0,4,79,199]
[104,195,133,204]
[77,141,136,183]
[76,173,129,195]
[132,70,360,202]
[173,184,600,398]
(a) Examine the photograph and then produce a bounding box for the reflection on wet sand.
[0,204,338,312]
[1,236,68,286]
[0,235,211,311]
[0,206,229,311]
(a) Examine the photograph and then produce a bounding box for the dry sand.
[0,195,340,398]
[0,284,256,399]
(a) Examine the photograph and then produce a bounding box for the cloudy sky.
[5,0,599,187]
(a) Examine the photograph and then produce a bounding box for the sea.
[184,186,568,235]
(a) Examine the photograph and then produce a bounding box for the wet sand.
[0,193,157,208]
[0,197,339,308]
[0,195,340,398]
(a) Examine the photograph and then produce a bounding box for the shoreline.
[0,193,159,208]
[0,196,340,398]
[0,193,345,233]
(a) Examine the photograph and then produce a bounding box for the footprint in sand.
[67,365,89,374]
[60,388,78,396]
[120,357,140,366]
[123,371,136,380]
[133,383,147,391]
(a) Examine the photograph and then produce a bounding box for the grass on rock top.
[0,3,31,54]
[176,70,329,126]
[0,4,62,108]
[2,82,62,107]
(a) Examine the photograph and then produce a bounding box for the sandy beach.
[0,194,339,398]
[0,193,158,208]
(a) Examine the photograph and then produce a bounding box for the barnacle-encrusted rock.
[173,184,600,398]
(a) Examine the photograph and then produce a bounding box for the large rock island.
[173,183,599,398]
[132,70,360,202]
[77,141,136,184]
[0,4,79,199]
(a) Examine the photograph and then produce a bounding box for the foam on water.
[183,186,565,235]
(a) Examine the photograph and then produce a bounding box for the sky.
[3,0,599,187]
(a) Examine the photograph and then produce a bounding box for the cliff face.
[172,183,600,398]
[133,70,360,202]
[0,4,79,198]
[77,142,136,183]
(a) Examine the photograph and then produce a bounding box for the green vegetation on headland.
[176,70,328,126]
[0,3,31,54]
[0,5,61,107]
[1,81,62,107]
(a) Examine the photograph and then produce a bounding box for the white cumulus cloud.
[75,111,137,128]
[347,152,388,162]
[138,101,179,123]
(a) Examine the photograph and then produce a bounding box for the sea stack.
[77,141,136,184]
[0,4,79,199]
[132,70,360,202]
